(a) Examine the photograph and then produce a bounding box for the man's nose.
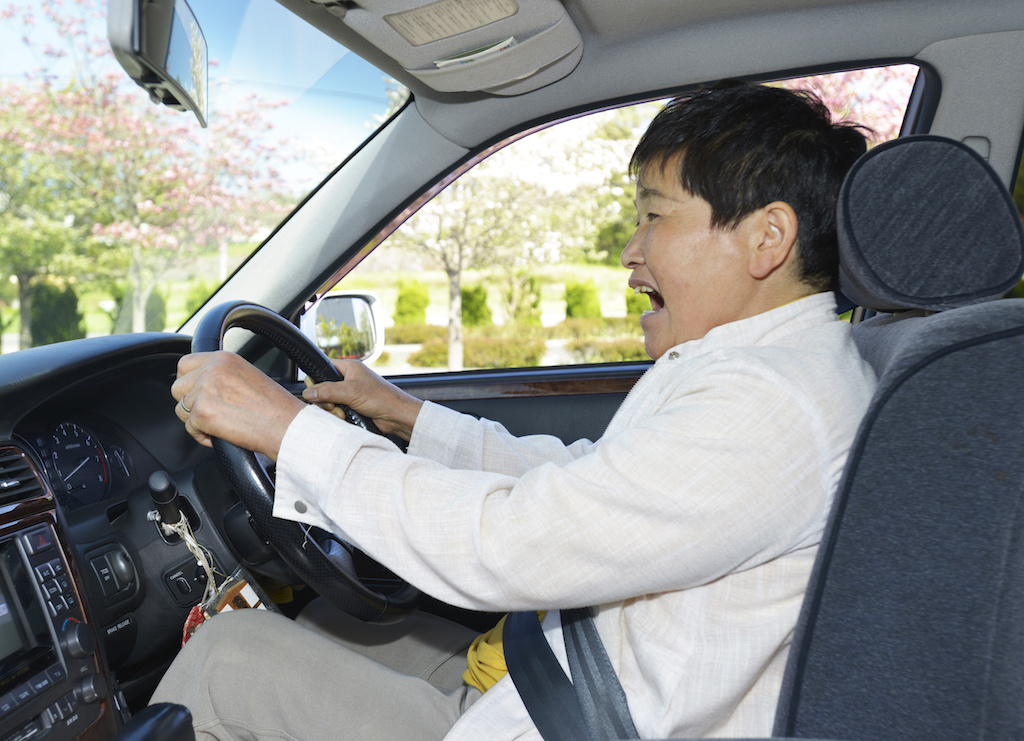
[620,230,643,268]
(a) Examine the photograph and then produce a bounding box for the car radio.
[0,523,105,741]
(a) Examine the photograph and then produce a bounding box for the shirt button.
[668,351,679,359]
[294,501,308,514]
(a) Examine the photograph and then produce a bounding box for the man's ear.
[747,201,799,280]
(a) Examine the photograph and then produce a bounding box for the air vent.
[0,446,46,505]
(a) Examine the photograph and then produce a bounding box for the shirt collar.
[656,292,840,365]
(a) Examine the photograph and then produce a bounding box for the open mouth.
[634,285,665,313]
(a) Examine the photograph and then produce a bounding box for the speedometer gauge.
[50,422,110,506]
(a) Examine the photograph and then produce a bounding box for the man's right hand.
[302,360,424,441]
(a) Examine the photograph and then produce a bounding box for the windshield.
[0,0,403,352]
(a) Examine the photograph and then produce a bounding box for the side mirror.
[108,0,209,127]
[300,292,385,365]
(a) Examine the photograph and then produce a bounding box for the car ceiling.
[277,0,1024,167]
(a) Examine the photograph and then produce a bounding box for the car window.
[1011,136,1024,299]
[0,0,403,353]
[346,65,919,374]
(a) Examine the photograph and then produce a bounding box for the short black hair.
[629,80,870,292]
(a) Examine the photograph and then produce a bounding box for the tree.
[30,281,85,346]
[778,65,919,143]
[0,0,292,343]
[388,110,637,369]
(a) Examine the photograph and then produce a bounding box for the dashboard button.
[47,597,66,617]
[29,673,51,694]
[90,557,119,597]
[0,693,16,714]
[11,682,34,704]
[22,528,55,555]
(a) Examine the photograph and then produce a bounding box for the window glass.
[0,0,403,352]
[347,65,920,374]
[1008,147,1024,298]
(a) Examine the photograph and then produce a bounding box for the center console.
[0,524,106,741]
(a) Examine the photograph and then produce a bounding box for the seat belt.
[504,609,638,741]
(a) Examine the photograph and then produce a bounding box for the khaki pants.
[150,602,483,741]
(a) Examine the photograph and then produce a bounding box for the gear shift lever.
[148,471,183,528]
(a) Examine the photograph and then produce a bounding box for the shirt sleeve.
[273,362,833,613]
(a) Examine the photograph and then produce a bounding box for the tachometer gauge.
[50,422,110,506]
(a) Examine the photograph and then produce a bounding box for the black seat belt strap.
[504,609,638,741]
[504,610,593,741]
[562,607,639,740]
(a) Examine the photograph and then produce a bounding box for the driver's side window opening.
[351,64,919,374]
[1009,137,1024,298]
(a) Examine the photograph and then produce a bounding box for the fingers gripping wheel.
[192,301,420,622]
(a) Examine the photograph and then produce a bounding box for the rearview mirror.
[108,0,208,127]
[300,292,386,365]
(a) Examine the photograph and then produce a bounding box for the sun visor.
[319,0,582,95]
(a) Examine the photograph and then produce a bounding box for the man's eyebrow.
[636,185,664,201]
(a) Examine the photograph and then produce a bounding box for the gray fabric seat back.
[773,135,1024,740]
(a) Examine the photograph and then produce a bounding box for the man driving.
[154,80,877,740]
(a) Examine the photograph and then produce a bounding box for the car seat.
[769,134,1024,740]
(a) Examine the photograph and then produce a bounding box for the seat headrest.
[838,135,1024,312]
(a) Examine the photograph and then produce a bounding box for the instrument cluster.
[20,419,140,511]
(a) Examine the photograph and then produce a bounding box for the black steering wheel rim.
[192,300,420,622]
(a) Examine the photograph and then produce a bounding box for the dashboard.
[0,333,245,740]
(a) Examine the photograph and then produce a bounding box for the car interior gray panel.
[916,29,1024,184]
[770,135,1024,740]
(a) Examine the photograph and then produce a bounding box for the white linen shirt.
[274,291,876,739]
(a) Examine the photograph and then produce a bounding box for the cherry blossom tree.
[389,109,639,369]
[0,0,291,345]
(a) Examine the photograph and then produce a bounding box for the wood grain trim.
[395,364,648,402]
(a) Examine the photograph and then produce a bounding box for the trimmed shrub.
[461,284,493,327]
[408,337,546,368]
[185,279,216,315]
[547,316,642,340]
[31,282,85,346]
[568,338,648,363]
[110,284,168,333]
[385,323,446,345]
[565,280,602,319]
[506,274,542,327]
[394,280,429,325]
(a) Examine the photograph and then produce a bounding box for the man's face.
[622,158,760,360]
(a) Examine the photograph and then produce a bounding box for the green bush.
[595,219,634,266]
[565,280,603,319]
[408,337,546,368]
[185,279,216,315]
[1006,278,1024,299]
[109,284,167,333]
[546,316,642,340]
[385,323,446,345]
[394,280,429,325]
[567,338,648,363]
[506,274,542,327]
[461,284,492,327]
[317,315,373,359]
[31,282,85,346]
[625,287,649,315]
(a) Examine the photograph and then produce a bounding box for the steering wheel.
[192,300,421,622]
